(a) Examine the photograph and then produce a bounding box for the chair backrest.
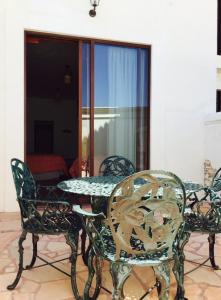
[11,158,75,234]
[105,170,185,260]
[11,158,37,199]
[99,155,135,177]
[211,167,221,192]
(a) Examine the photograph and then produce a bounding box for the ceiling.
[26,37,78,100]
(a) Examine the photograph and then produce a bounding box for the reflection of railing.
[82,113,120,120]
[82,106,143,115]
[83,107,120,120]
[82,106,146,174]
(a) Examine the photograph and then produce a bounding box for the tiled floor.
[1,213,221,299]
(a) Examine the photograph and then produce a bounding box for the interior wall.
[0,0,217,211]
[28,97,76,160]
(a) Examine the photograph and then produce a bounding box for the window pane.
[94,44,149,174]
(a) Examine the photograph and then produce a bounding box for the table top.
[58,176,124,197]
[57,175,203,198]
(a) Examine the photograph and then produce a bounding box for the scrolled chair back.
[104,170,186,261]
[99,155,135,177]
[11,158,77,234]
[11,158,37,199]
[211,167,221,193]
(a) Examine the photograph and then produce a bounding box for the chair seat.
[23,212,82,234]
[94,227,173,266]
[184,208,220,233]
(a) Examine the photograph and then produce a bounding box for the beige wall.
[217,56,221,89]
[0,0,217,211]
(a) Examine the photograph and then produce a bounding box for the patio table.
[57,175,203,299]
[57,175,203,199]
[58,175,203,221]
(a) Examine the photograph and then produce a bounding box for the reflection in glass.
[82,43,90,176]
[94,44,149,174]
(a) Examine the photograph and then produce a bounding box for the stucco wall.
[0,0,217,211]
[217,56,221,90]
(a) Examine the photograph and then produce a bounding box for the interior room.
[26,36,78,182]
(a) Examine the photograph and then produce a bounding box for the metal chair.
[74,170,187,300]
[99,155,136,177]
[185,167,221,269]
[92,155,136,215]
[7,158,82,293]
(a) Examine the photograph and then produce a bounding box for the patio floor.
[1,212,221,299]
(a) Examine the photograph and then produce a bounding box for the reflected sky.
[83,43,149,108]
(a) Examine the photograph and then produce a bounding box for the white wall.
[0,0,217,211]
[218,69,221,90]
[217,56,221,89]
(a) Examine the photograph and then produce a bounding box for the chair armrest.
[36,184,73,202]
[187,186,216,202]
[18,196,71,207]
[73,205,105,218]
[17,196,81,233]
[37,184,58,193]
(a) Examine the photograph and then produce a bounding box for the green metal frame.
[73,170,188,300]
[7,158,82,295]
[96,155,136,216]
[185,167,221,269]
[99,155,136,177]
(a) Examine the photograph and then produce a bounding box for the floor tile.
[1,212,221,299]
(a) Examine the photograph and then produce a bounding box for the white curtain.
[106,46,137,164]
[93,44,148,173]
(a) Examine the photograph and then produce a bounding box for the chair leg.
[110,262,132,300]
[65,232,82,300]
[173,255,186,300]
[173,230,190,300]
[26,233,39,269]
[81,228,88,265]
[84,248,102,300]
[153,262,170,300]
[208,233,219,269]
[7,230,27,290]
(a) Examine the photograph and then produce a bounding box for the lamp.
[64,65,71,85]
[89,0,100,17]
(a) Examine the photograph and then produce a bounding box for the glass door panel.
[82,43,90,176]
[94,44,149,174]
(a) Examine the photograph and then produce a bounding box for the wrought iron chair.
[99,155,136,177]
[74,170,187,300]
[93,155,136,215]
[7,158,82,293]
[185,167,221,269]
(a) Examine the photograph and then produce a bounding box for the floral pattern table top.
[58,176,124,197]
[58,176,203,198]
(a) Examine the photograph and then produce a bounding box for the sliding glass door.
[81,41,150,176]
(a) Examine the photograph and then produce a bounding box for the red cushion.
[27,155,68,176]
[69,159,88,177]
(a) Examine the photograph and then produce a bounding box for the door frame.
[24,30,151,174]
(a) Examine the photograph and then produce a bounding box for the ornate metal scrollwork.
[8,158,82,296]
[185,167,221,270]
[74,170,186,300]
[99,155,135,177]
